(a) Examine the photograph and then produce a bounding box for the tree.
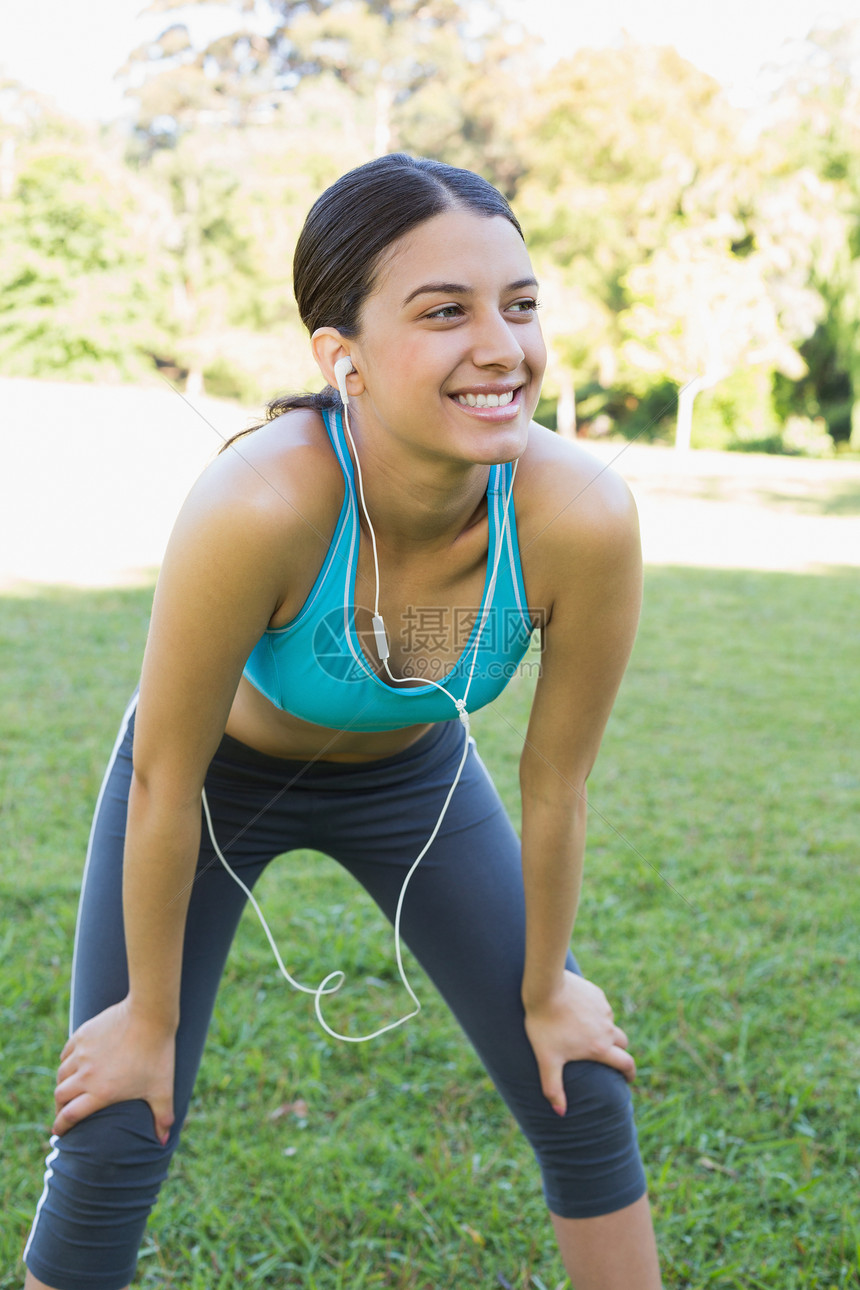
[142,96,361,401]
[0,88,169,381]
[125,0,497,150]
[762,18,860,446]
[116,0,528,398]
[619,164,843,448]
[154,156,246,393]
[276,0,469,156]
[512,40,741,432]
[393,23,538,197]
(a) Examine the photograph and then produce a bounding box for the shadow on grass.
[631,470,860,518]
[756,478,860,516]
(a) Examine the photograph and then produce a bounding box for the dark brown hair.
[225,153,523,443]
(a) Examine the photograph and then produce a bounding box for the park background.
[1,1,859,1287]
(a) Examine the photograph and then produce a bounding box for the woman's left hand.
[523,970,635,1117]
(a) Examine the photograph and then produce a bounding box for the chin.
[472,425,530,466]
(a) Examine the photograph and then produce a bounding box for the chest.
[352,517,495,684]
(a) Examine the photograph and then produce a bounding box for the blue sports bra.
[242,406,535,731]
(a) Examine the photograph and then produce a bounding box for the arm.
[52,438,313,1139]
[519,457,642,1114]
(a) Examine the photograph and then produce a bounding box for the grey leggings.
[25,694,646,1290]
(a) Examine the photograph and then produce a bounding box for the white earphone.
[330,354,392,664]
[333,355,354,404]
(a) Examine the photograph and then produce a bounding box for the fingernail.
[554,1105,566,1117]
[160,1132,170,1146]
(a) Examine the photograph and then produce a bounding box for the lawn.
[1,565,858,1289]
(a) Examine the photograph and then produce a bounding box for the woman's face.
[349,207,547,466]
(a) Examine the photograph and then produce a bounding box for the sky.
[0,0,857,122]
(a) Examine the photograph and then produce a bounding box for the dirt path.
[2,377,859,589]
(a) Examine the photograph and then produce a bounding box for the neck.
[340,411,493,553]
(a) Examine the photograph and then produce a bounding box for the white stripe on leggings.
[23,689,140,1266]
[68,689,139,1034]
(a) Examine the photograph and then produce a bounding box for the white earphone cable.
[208,381,521,1042]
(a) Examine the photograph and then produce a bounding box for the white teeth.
[456,390,515,408]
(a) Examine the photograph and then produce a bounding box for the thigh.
[25,705,309,1290]
[69,702,288,1119]
[328,732,553,1073]
[325,732,646,1218]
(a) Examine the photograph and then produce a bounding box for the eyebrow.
[401,277,539,308]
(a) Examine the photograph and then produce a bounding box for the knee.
[25,1104,174,1289]
[529,1062,647,1220]
[59,1100,175,1188]
[561,1058,634,1133]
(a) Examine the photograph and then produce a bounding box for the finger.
[52,1092,99,1137]
[612,1047,636,1083]
[56,1052,79,1084]
[613,1025,629,1049]
[54,1071,84,1114]
[589,1038,636,1083]
[149,1099,176,1148]
[537,1061,567,1118]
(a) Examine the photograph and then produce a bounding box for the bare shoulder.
[180,407,342,536]
[518,422,638,544]
[516,423,640,612]
[158,407,345,625]
[517,426,642,787]
[134,407,346,779]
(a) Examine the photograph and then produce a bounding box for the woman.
[24,154,662,1289]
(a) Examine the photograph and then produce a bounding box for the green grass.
[2,568,859,1288]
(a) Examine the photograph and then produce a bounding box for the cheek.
[386,336,454,391]
[529,327,548,377]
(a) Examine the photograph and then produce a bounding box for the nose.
[471,307,526,371]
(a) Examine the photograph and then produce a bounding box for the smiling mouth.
[455,390,516,408]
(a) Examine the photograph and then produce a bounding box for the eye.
[425,303,464,320]
[508,297,541,315]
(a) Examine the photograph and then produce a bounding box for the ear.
[311,328,365,395]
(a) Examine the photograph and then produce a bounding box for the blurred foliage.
[0,107,168,380]
[1,4,860,454]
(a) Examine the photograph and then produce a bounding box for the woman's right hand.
[52,997,176,1144]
